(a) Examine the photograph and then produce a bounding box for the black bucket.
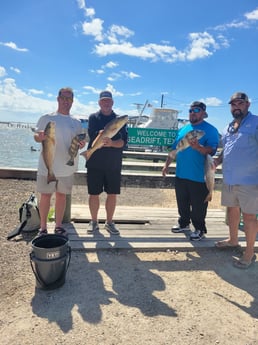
[30,234,71,290]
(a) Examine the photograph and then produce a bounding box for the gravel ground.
[1,178,257,345]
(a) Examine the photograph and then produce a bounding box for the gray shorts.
[221,183,258,214]
[36,175,74,194]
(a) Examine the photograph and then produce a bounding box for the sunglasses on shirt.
[189,108,202,114]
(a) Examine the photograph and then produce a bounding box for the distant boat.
[139,107,179,129]
[30,146,38,152]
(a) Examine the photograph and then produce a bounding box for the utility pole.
[161,94,164,108]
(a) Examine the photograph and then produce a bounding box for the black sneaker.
[190,230,205,241]
[87,221,99,234]
[171,224,190,233]
[104,222,120,235]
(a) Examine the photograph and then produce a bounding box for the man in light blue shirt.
[215,92,258,269]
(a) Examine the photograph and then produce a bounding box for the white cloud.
[0,66,7,77]
[104,61,118,68]
[107,25,134,44]
[0,78,54,115]
[77,0,95,17]
[121,71,140,79]
[107,73,121,82]
[82,18,104,41]
[82,85,98,94]
[83,83,123,98]
[186,32,218,61]
[94,32,223,63]
[10,66,21,74]
[0,78,91,122]
[95,42,159,59]
[76,4,258,65]
[202,97,223,107]
[89,68,105,74]
[0,41,28,52]
[213,20,250,31]
[28,89,44,95]
[245,8,258,20]
[78,4,229,63]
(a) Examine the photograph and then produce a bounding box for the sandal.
[233,254,256,269]
[54,227,68,237]
[215,241,241,250]
[37,229,48,236]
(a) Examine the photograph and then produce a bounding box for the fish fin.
[92,132,102,146]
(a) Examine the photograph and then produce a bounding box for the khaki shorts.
[36,175,74,194]
[221,183,258,214]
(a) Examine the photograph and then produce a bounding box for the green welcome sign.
[128,128,178,146]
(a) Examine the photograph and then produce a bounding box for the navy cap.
[99,90,113,100]
[190,101,208,118]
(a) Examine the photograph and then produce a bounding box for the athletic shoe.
[104,222,120,235]
[87,221,99,234]
[190,230,205,241]
[171,224,190,233]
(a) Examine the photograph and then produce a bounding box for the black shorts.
[87,168,121,195]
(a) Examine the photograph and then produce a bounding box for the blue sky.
[0,0,258,132]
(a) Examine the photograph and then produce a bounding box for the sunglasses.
[189,107,202,113]
[59,95,73,102]
[227,120,239,134]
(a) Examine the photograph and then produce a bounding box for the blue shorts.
[87,168,121,195]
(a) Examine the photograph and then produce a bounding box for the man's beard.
[190,117,199,124]
[232,109,245,120]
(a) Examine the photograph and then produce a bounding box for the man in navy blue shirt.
[85,91,128,236]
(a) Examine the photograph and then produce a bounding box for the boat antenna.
[135,100,149,127]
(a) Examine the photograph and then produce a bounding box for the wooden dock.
[46,205,258,251]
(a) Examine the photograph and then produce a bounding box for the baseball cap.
[228,92,249,104]
[99,90,113,100]
[190,101,208,118]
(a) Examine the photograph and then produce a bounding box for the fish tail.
[80,148,93,161]
[80,150,87,159]
[204,193,212,203]
[47,173,57,184]
[66,159,74,166]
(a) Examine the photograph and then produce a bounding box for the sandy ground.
[0,179,258,345]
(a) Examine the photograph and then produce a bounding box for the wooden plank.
[45,206,258,251]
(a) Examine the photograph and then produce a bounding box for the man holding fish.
[34,87,85,237]
[162,101,219,241]
[81,91,128,235]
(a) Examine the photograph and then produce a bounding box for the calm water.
[0,124,86,171]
